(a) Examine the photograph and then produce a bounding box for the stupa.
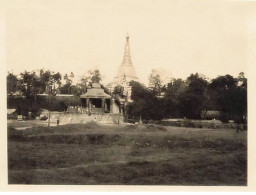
[113,34,139,83]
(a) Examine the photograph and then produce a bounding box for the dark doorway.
[81,98,86,107]
[90,98,102,108]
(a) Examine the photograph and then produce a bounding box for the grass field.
[8,121,247,185]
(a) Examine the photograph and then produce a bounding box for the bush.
[7,114,17,120]
[219,113,229,123]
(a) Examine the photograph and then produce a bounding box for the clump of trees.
[7,70,63,117]
[207,73,247,123]
[127,72,247,123]
[7,68,102,117]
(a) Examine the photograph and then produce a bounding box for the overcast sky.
[3,0,254,85]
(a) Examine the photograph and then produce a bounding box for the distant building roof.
[7,109,16,115]
[56,94,74,97]
[38,94,74,97]
[200,110,220,119]
[205,110,220,115]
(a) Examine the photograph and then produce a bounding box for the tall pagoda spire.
[113,34,138,83]
[122,34,132,66]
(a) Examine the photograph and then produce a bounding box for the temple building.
[80,82,122,115]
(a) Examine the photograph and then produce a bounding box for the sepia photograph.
[1,0,256,191]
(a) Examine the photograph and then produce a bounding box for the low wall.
[47,112,123,125]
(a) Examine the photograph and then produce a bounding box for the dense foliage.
[7,69,247,123]
[7,69,101,116]
[128,73,247,123]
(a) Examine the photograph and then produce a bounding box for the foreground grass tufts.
[8,123,247,185]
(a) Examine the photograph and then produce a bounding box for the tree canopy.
[7,69,247,123]
[127,72,247,122]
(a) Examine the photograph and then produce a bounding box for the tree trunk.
[48,110,51,127]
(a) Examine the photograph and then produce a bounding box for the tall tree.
[59,72,74,94]
[208,73,247,122]
[38,70,62,95]
[7,73,18,94]
[75,69,103,95]
[148,69,163,95]
[113,85,125,98]
[164,78,186,118]
[44,71,62,127]
[18,71,42,99]
[179,73,209,119]
[127,81,165,120]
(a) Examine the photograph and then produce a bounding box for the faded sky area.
[3,0,253,85]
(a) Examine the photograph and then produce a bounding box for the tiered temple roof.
[80,83,111,99]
